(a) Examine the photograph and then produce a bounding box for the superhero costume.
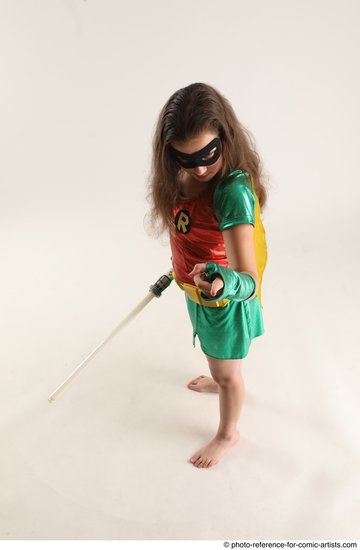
[169,169,268,360]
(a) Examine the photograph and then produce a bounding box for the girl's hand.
[188,263,224,299]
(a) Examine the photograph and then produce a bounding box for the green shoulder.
[214,170,255,231]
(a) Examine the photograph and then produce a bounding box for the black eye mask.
[169,137,222,168]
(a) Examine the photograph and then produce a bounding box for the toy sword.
[48,270,174,403]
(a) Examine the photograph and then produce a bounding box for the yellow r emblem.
[175,209,191,234]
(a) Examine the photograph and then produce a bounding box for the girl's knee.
[206,355,243,386]
[216,374,243,388]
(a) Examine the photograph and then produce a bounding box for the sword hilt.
[149,270,174,297]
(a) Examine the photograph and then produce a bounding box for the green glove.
[202,262,256,302]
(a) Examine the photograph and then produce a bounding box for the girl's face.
[170,129,223,183]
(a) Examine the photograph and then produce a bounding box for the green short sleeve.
[214,170,255,231]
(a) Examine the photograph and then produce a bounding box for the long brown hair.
[145,82,269,237]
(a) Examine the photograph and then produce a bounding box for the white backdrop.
[0,0,359,542]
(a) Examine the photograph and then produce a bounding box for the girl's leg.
[189,354,245,468]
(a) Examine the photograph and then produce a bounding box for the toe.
[187,375,207,389]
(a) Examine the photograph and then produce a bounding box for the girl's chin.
[193,173,211,180]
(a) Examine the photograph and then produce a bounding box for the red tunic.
[169,183,229,285]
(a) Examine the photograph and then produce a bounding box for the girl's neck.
[179,171,218,200]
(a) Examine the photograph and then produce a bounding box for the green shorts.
[185,294,264,360]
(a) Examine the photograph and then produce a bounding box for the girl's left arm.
[222,222,258,296]
[189,223,258,300]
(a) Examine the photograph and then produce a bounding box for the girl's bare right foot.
[187,375,219,393]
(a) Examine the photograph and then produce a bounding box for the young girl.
[146,82,268,469]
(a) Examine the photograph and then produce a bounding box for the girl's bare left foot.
[189,430,240,468]
[187,375,219,393]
